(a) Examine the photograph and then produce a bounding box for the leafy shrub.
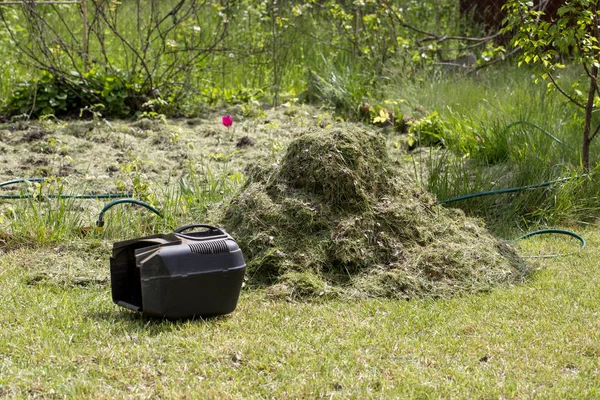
[365,100,406,131]
[5,72,77,117]
[3,70,162,118]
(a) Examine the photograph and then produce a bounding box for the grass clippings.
[223,126,528,299]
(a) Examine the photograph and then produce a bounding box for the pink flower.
[222,115,233,127]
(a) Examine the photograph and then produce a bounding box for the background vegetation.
[0,0,483,117]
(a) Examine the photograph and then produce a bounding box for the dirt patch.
[236,135,255,148]
[222,126,528,299]
[20,128,46,142]
[0,105,333,196]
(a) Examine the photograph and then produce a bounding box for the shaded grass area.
[0,230,598,398]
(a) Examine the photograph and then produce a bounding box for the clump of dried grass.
[222,126,528,299]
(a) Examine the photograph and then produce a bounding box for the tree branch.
[583,62,600,100]
[590,121,600,141]
[381,0,500,46]
[95,4,154,92]
[547,72,586,109]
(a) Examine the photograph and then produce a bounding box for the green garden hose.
[0,178,132,199]
[0,193,132,199]
[438,180,587,257]
[96,199,163,227]
[504,120,571,149]
[1,173,587,257]
[513,229,586,258]
[0,178,159,228]
[437,118,584,257]
[0,177,45,188]
[438,175,585,204]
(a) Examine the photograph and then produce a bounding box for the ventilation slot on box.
[188,240,229,254]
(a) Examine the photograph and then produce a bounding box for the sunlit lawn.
[0,228,598,398]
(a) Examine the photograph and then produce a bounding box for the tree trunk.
[582,64,598,172]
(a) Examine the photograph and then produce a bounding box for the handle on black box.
[174,224,225,235]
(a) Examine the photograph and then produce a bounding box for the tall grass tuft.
[6,196,83,246]
[98,163,243,239]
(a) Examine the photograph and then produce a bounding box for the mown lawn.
[1,228,598,398]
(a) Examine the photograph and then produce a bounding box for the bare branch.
[470,46,521,73]
[381,0,499,46]
[418,33,502,45]
[94,4,154,92]
[591,121,600,141]
[547,72,586,109]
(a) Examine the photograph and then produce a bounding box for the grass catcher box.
[110,224,246,319]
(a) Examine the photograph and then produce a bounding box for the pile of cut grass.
[222,126,529,299]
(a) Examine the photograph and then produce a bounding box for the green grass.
[0,230,598,398]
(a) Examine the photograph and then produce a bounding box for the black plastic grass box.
[110,224,246,319]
